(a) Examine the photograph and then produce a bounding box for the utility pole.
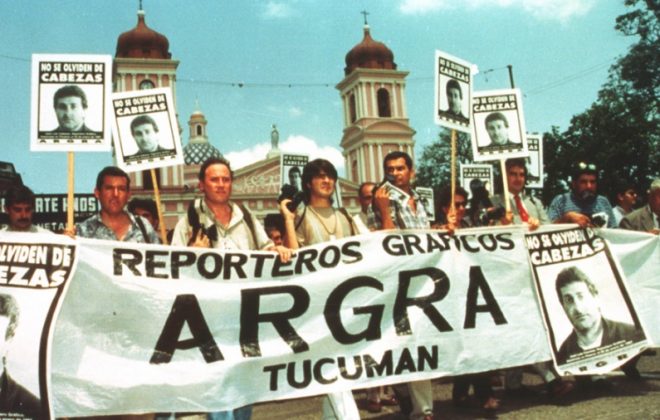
[507,65,515,88]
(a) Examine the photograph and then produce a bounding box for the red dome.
[116,11,171,59]
[345,26,396,75]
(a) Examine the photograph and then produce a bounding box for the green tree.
[543,0,659,202]
[416,128,473,190]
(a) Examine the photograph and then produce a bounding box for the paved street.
[252,352,660,419]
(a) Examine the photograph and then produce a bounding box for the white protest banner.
[52,227,552,416]
[434,50,474,133]
[471,89,529,162]
[525,227,649,376]
[30,54,113,152]
[0,232,77,419]
[2,227,647,417]
[111,87,183,172]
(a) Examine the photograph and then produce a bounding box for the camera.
[479,206,505,225]
[591,212,609,228]
[278,184,304,212]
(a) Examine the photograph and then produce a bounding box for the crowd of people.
[0,152,658,419]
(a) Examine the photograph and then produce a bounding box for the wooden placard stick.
[500,159,511,213]
[450,129,457,214]
[67,152,75,231]
[150,168,168,245]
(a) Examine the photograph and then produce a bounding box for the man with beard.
[547,162,616,228]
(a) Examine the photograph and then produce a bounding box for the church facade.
[114,8,416,231]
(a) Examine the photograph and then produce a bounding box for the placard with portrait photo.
[459,163,494,201]
[471,89,528,162]
[525,134,544,189]
[434,50,473,134]
[30,54,112,152]
[0,232,77,419]
[525,227,649,376]
[111,88,183,172]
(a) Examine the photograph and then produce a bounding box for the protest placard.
[434,51,473,134]
[0,232,77,419]
[30,54,112,152]
[459,163,494,200]
[111,88,183,172]
[471,89,528,162]
[525,134,544,189]
[525,227,649,375]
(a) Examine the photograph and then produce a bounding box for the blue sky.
[0,0,635,194]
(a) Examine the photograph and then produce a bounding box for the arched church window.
[377,88,391,117]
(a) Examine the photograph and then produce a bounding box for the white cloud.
[399,0,595,22]
[262,1,295,19]
[288,106,303,118]
[225,134,345,174]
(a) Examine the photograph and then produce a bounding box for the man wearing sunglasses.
[547,162,616,228]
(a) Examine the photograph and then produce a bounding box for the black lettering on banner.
[496,232,515,250]
[171,251,196,279]
[459,235,480,253]
[288,359,312,389]
[324,276,384,344]
[382,234,405,256]
[113,248,142,276]
[394,347,416,374]
[393,268,452,335]
[294,248,318,274]
[250,254,274,277]
[146,251,169,279]
[272,255,294,277]
[477,234,498,251]
[240,286,310,357]
[338,355,363,380]
[402,234,424,255]
[464,266,507,328]
[319,245,340,268]
[418,345,439,371]
[264,364,286,391]
[341,241,362,264]
[150,294,223,364]
[224,253,248,279]
[313,357,337,384]
[364,350,393,377]
[197,253,222,279]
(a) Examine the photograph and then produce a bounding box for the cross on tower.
[361,10,369,25]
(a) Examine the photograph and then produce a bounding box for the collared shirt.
[77,212,160,243]
[367,187,430,229]
[492,192,550,225]
[171,200,272,250]
[547,192,616,228]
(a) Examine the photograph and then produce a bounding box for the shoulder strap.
[186,200,202,246]
[294,205,307,231]
[135,216,150,244]
[237,203,258,247]
[337,207,356,236]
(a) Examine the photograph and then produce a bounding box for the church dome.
[116,10,171,59]
[345,26,396,75]
[183,142,223,165]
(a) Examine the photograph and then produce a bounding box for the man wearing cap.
[547,162,616,228]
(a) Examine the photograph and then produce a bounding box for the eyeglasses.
[576,162,597,171]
